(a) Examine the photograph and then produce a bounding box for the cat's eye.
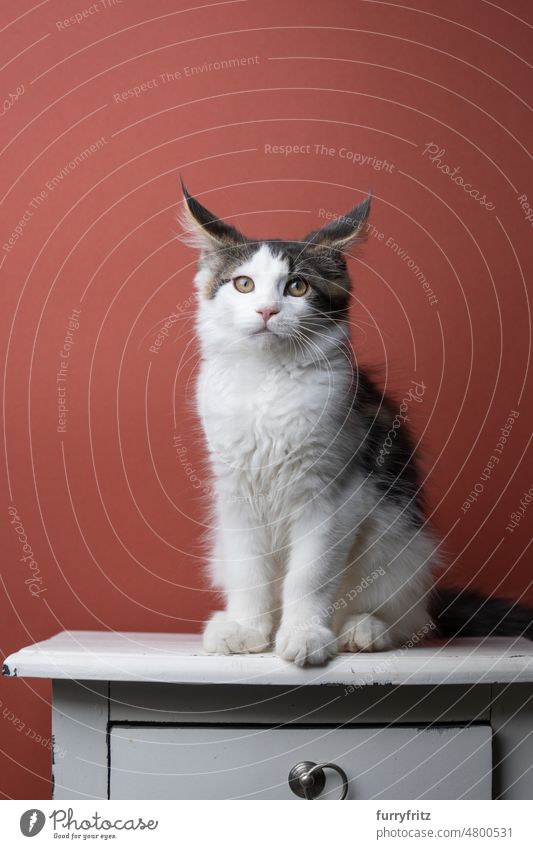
[285,277,309,297]
[233,276,255,293]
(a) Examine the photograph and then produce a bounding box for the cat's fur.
[180,184,440,666]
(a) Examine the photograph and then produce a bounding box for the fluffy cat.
[179,182,439,667]
[182,182,437,666]
[180,183,533,666]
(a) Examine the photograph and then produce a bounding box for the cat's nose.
[256,307,280,323]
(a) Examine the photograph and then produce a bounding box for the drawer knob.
[288,760,349,800]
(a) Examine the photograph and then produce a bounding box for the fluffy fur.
[182,183,439,666]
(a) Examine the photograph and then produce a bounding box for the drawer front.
[110,724,492,799]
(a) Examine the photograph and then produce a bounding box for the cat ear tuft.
[178,179,246,253]
[303,194,372,253]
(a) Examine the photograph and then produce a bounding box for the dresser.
[4,632,533,800]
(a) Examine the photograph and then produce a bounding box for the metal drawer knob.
[288,760,349,800]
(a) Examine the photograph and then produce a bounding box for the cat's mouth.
[251,326,276,336]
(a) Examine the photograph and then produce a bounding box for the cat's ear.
[179,180,246,253]
[303,194,371,253]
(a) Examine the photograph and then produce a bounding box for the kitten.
[180,183,439,666]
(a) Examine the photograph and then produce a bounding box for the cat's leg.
[203,497,278,655]
[336,509,437,652]
[275,503,360,667]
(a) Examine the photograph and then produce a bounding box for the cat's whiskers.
[291,326,338,374]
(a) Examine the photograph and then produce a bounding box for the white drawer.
[109,723,492,799]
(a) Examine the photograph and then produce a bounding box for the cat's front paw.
[203,613,271,655]
[338,613,394,652]
[275,624,337,667]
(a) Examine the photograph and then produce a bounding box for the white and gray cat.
[180,183,532,666]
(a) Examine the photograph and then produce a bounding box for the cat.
[179,182,532,666]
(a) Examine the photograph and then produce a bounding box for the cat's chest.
[197,359,338,467]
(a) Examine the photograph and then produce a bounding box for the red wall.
[1,0,532,799]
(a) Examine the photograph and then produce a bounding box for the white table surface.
[4,631,533,686]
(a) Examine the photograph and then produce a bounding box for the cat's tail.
[431,586,533,640]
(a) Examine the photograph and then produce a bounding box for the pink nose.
[256,307,279,323]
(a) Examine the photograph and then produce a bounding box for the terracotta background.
[1,0,532,799]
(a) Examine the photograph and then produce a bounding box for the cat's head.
[179,182,371,354]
